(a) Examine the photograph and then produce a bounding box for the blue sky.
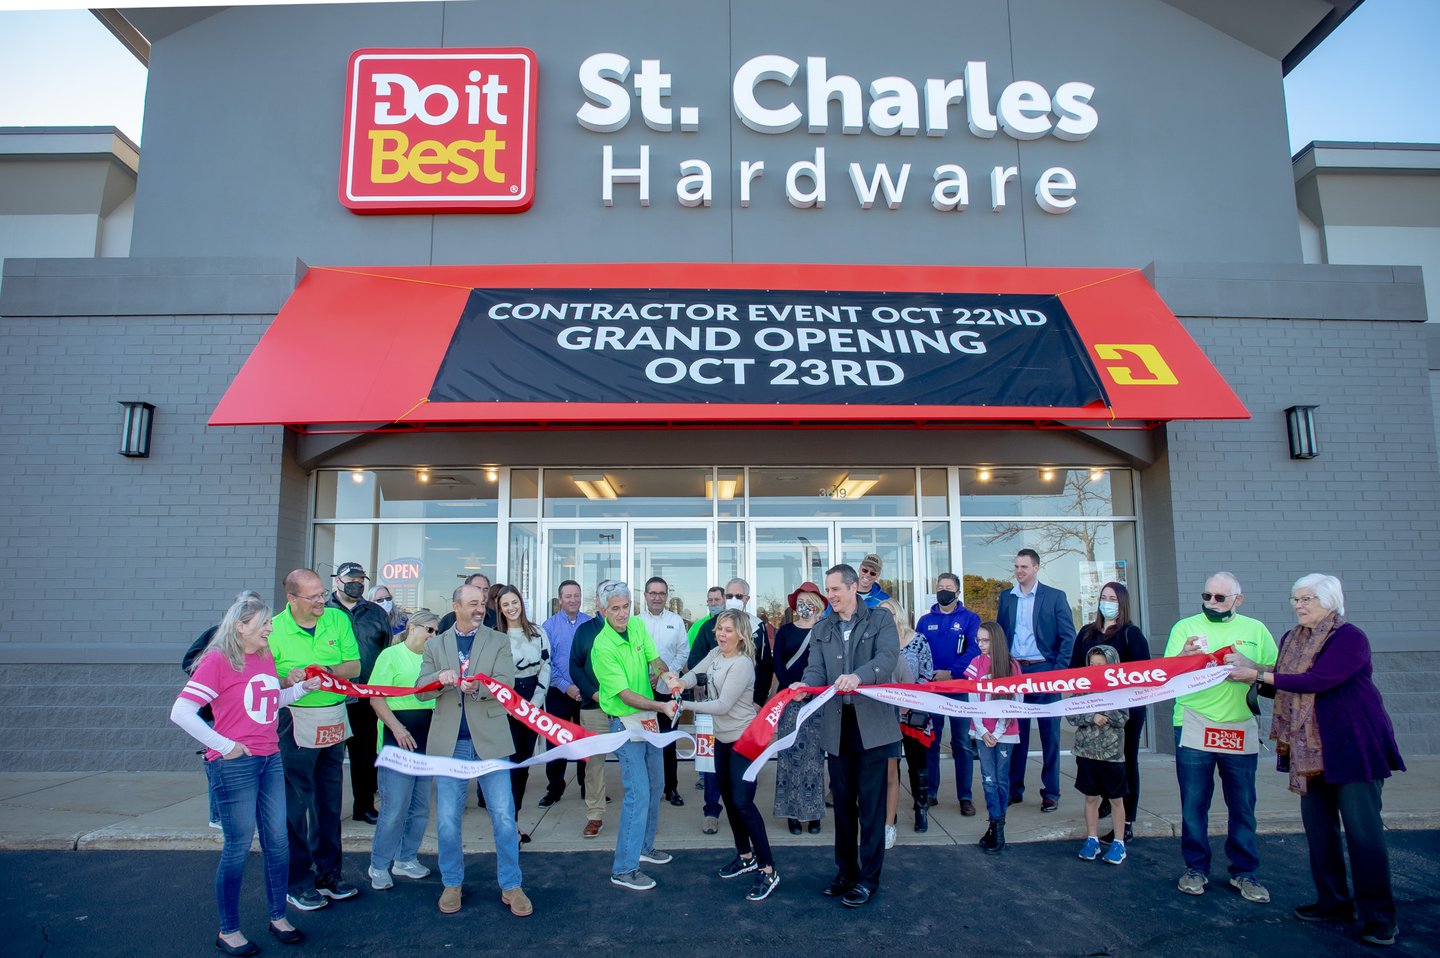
[1,1,1437,152]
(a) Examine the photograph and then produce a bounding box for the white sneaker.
[368,865,394,891]
[884,824,896,849]
[208,819,223,830]
[391,859,431,880]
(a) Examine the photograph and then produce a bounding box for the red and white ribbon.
[375,723,694,781]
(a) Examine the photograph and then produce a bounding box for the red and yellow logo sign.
[339,48,538,214]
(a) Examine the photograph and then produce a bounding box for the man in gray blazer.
[417,584,531,918]
[797,564,899,908]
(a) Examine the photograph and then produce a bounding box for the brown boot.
[438,886,462,914]
[502,886,533,917]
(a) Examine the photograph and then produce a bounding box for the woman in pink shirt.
[171,596,319,956]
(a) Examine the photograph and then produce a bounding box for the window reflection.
[958,468,1133,518]
[749,467,915,517]
[316,469,499,519]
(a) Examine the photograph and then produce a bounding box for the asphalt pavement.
[3,831,1436,958]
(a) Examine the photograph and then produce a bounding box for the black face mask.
[342,581,366,599]
[936,589,958,607]
[1201,605,1234,623]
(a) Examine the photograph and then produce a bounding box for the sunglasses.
[1200,592,1234,603]
[860,568,878,576]
[724,593,747,600]
[422,625,437,634]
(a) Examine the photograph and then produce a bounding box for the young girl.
[967,621,1018,854]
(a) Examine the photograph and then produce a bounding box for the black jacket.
[326,593,392,681]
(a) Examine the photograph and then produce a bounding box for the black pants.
[828,706,889,891]
[543,686,585,799]
[715,739,773,868]
[276,709,345,892]
[1121,706,1146,822]
[900,733,929,807]
[508,678,541,811]
[1300,778,1395,928]
[657,707,680,793]
[344,700,378,816]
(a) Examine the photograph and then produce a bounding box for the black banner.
[427,287,1109,409]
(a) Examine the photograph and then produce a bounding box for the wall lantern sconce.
[118,401,155,457]
[1285,405,1319,460]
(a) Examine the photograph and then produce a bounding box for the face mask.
[1098,600,1119,620]
[724,597,745,612]
[341,581,365,599]
[707,603,724,616]
[1202,605,1234,623]
[379,599,393,614]
[796,601,818,618]
[935,589,957,607]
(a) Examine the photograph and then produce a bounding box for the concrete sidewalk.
[3,751,1435,854]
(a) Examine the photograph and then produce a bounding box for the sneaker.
[1078,836,1102,861]
[1177,869,1209,896]
[702,816,719,834]
[746,869,780,902]
[1102,841,1127,865]
[208,819,223,830]
[1040,796,1059,813]
[639,848,672,865]
[718,855,759,879]
[286,889,329,911]
[391,859,431,880]
[582,819,604,838]
[610,869,657,891]
[1230,875,1270,903]
[884,824,896,849]
[1294,902,1356,923]
[368,866,394,891]
[315,875,359,900]
[1359,923,1398,947]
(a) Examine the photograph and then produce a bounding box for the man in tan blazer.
[417,583,531,918]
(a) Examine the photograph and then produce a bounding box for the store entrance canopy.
[209,263,1248,431]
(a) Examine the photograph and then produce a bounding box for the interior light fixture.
[977,468,992,482]
[417,468,430,484]
[1285,405,1319,460]
[572,472,618,499]
[350,469,365,484]
[1089,468,1104,482]
[1041,468,1055,482]
[838,471,881,499]
[118,401,155,458]
[706,477,739,500]
[485,468,499,482]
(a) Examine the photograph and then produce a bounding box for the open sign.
[381,557,424,582]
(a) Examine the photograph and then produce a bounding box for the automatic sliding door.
[750,525,832,622]
[838,524,916,616]
[631,525,711,623]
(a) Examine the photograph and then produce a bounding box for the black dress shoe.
[215,936,259,957]
[353,809,379,825]
[269,922,304,945]
[788,819,803,835]
[519,832,532,845]
[821,876,854,897]
[665,789,685,807]
[538,794,560,808]
[1008,794,1023,806]
[841,885,874,908]
[807,820,821,834]
[1294,901,1356,923]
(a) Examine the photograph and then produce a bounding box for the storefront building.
[2,0,1437,772]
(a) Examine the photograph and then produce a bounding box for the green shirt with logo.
[268,606,360,707]
[368,642,433,739]
[1164,612,1277,725]
[590,617,657,718]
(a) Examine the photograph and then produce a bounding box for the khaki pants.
[580,707,611,821]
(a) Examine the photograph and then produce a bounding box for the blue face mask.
[1098,600,1119,620]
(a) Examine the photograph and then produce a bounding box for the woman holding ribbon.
[498,586,551,843]
[669,609,778,901]
[772,582,827,835]
[367,610,439,891]
[1226,574,1405,948]
[170,595,319,956]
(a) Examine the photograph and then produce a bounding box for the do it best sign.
[339,48,538,213]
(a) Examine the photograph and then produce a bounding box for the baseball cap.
[336,562,368,579]
[861,553,883,573]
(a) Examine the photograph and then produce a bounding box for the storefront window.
[958,468,1134,518]
[542,468,711,519]
[311,522,497,615]
[715,468,744,518]
[921,521,951,603]
[748,467,916,517]
[510,469,539,518]
[509,523,538,615]
[315,468,500,519]
[920,468,949,516]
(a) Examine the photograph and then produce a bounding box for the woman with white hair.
[1226,574,1406,948]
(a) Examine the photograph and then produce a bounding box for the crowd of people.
[172,553,1405,953]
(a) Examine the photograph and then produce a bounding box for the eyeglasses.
[289,592,326,603]
[1201,592,1234,603]
[724,593,747,600]
[423,625,437,634]
[645,591,668,598]
[1290,595,1320,607]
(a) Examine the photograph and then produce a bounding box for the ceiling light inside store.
[417,469,430,483]
[838,472,881,499]
[706,478,738,499]
[462,553,482,570]
[572,472,618,499]
[350,470,365,483]
[977,469,992,482]
[1041,468,1055,482]
[1089,468,1104,482]
[486,468,499,482]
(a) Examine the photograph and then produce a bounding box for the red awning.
[209,262,1247,430]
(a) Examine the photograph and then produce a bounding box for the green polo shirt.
[1164,612,1277,725]
[268,606,360,707]
[590,617,657,718]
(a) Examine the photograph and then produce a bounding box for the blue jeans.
[206,753,288,934]
[371,763,431,871]
[434,738,522,890]
[610,717,663,875]
[702,771,723,818]
[927,700,973,801]
[1174,727,1259,877]
[976,741,1013,820]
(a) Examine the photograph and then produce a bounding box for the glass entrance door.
[837,522,918,616]
[631,523,712,624]
[540,522,711,621]
[748,521,918,621]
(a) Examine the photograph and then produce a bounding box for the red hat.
[787,582,827,611]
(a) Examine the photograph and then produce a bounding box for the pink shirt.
[965,653,1019,742]
[179,649,285,760]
